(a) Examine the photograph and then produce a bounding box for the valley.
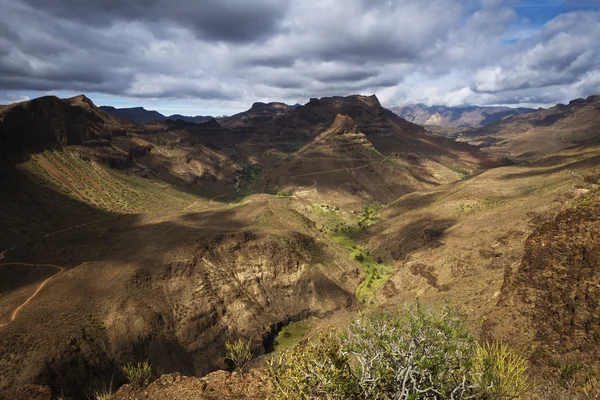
[1,93,599,399]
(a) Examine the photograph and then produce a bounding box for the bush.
[474,342,531,398]
[268,329,358,399]
[268,303,531,399]
[122,360,152,387]
[225,338,253,377]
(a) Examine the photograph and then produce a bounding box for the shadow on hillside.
[498,154,600,180]
[370,216,456,262]
[0,163,258,398]
[384,191,442,220]
[0,265,59,294]
[532,112,567,127]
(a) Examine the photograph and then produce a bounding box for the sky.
[0,0,599,116]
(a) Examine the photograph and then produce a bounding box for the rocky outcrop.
[486,183,600,367]
[115,370,272,400]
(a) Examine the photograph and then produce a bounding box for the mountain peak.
[329,114,359,135]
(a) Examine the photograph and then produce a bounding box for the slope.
[234,95,508,206]
[356,142,600,345]
[0,95,366,399]
[460,95,600,161]
[262,114,431,206]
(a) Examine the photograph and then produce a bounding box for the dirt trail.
[44,218,104,238]
[184,201,198,210]
[0,248,15,261]
[290,164,370,179]
[0,263,65,329]
[292,177,317,187]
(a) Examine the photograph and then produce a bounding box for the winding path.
[289,163,370,179]
[0,219,96,329]
[0,263,65,329]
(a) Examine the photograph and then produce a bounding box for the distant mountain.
[99,106,166,124]
[166,114,212,123]
[218,101,293,128]
[460,95,600,160]
[390,104,535,128]
[99,106,212,124]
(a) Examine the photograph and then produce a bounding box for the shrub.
[353,252,365,262]
[474,342,531,398]
[268,303,531,399]
[90,388,113,400]
[225,338,253,377]
[122,360,152,387]
[89,379,115,400]
[268,329,359,399]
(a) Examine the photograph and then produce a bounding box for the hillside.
[1,93,500,398]
[236,95,507,206]
[2,93,599,399]
[218,102,294,129]
[0,95,136,150]
[459,95,600,160]
[391,104,535,128]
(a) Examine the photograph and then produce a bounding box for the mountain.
[250,95,508,205]
[390,104,535,128]
[218,101,293,128]
[99,105,212,124]
[166,114,212,123]
[99,105,167,124]
[0,95,136,150]
[3,92,599,399]
[460,95,600,160]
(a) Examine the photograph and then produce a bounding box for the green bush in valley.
[268,303,531,399]
[225,338,253,378]
[122,360,152,387]
[357,204,382,230]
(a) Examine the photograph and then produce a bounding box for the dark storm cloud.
[22,0,289,43]
[0,0,599,108]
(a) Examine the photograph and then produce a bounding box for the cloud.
[0,0,599,111]
[471,11,600,93]
[21,0,290,43]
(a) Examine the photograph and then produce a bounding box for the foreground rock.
[116,370,273,400]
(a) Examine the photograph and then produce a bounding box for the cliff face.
[0,197,361,399]
[485,179,600,369]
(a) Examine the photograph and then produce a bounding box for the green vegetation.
[122,360,152,387]
[475,342,531,398]
[274,321,310,351]
[276,190,294,198]
[332,235,394,304]
[225,338,253,378]
[357,203,383,229]
[444,163,472,180]
[314,203,351,234]
[237,164,262,187]
[268,303,531,399]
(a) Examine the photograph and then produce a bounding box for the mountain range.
[99,105,214,124]
[391,103,535,128]
[1,92,600,399]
